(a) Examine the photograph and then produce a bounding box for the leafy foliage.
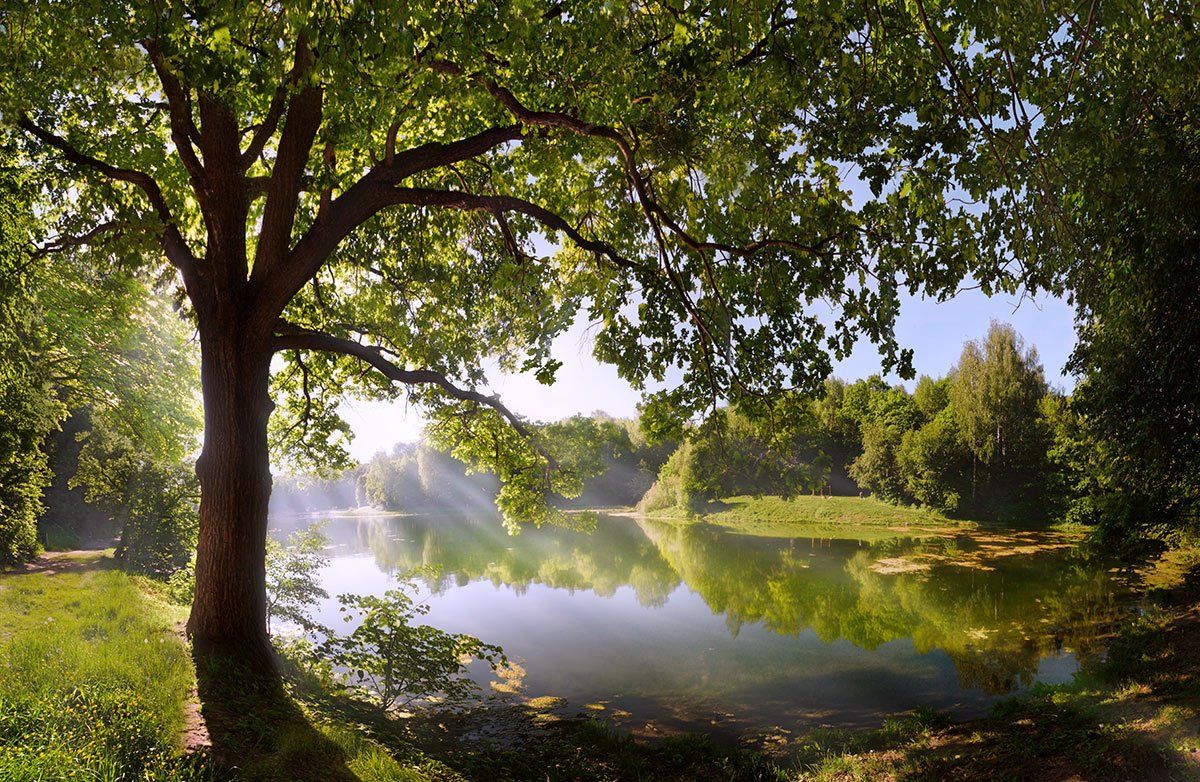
[319,581,503,712]
[361,414,676,518]
[888,0,1200,540]
[540,414,676,508]
[1,132,200,569]
[265,523,330,636]
[59,285,201,572]
[0,143,60,566]
[73,424,199,577]
[0,0,1009,534]
[647,323,1057,522]
[896,410,970,514]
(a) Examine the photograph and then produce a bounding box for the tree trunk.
[187,325,276,673]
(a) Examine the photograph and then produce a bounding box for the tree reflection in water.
[273,511,1125,700]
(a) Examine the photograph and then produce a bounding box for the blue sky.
[340,287,1078,462]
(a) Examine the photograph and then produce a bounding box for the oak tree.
[0,2,985,668]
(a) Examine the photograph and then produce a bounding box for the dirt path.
[173,621,213,753]
[7,549,111,575]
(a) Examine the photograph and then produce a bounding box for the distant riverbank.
[642,493,976,541]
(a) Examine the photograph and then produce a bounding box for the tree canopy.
[0,144,55,564]
[0,0,997,525]
[928,0,1200,536]
[1,138,201,566]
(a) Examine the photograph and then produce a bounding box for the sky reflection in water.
[270,512,1122,737]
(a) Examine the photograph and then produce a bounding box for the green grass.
[0,553,458,782]
[0,552,210,780]
[651,494,974,541]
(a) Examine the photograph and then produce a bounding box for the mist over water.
[268,509,1126,739]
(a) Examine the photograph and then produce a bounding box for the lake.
[269,511,1126,740]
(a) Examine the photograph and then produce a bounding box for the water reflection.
[271,512,1125,734]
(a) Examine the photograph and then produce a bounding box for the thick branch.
[242,86,288,168]
[242,36,315,168]
[33,221,123,258]
[142,40,205,182]
[428,62,833,398]
[457,70,829,260]
[271,328,545,455]
[252,36,323,280]
[254,124,524,321]
[387,187,642,269]
[18,116,200,290]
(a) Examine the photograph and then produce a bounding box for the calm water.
[269,511,1125,738]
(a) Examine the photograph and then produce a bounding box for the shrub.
[266,523,330,636]
[0,148,59,568]
[319,582,504,712]
[74,425,200,578]
[166,553,197,605]
[638,441,698,514]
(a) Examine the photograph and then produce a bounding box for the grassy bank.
[0,551,207,780]
[784,604,1200,780]
[0,552,457,782]
[647,494,974,541]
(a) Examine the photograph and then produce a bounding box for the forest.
[1,1,1198,781]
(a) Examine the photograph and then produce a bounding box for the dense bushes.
[73,424,199,577]
[0,379,56,567]
[2,142,201,572]
[638,440,698,514]
[896,410,969,513]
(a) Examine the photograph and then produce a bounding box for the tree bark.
[187,320,276,673]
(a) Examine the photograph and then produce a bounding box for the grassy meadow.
[0,552,205,780]
[646,494,976,541]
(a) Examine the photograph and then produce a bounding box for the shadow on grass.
[887,699,1183,781]
[192,646,360,782]
[398,698,784,782]
[8,549,116,575]
[796,599,1200,781]
[690,497,734,514]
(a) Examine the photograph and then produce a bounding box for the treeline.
[645,317,1198,555]
[276,413,677,516]
[285,319,1179,551]
[646,322,1057,523]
